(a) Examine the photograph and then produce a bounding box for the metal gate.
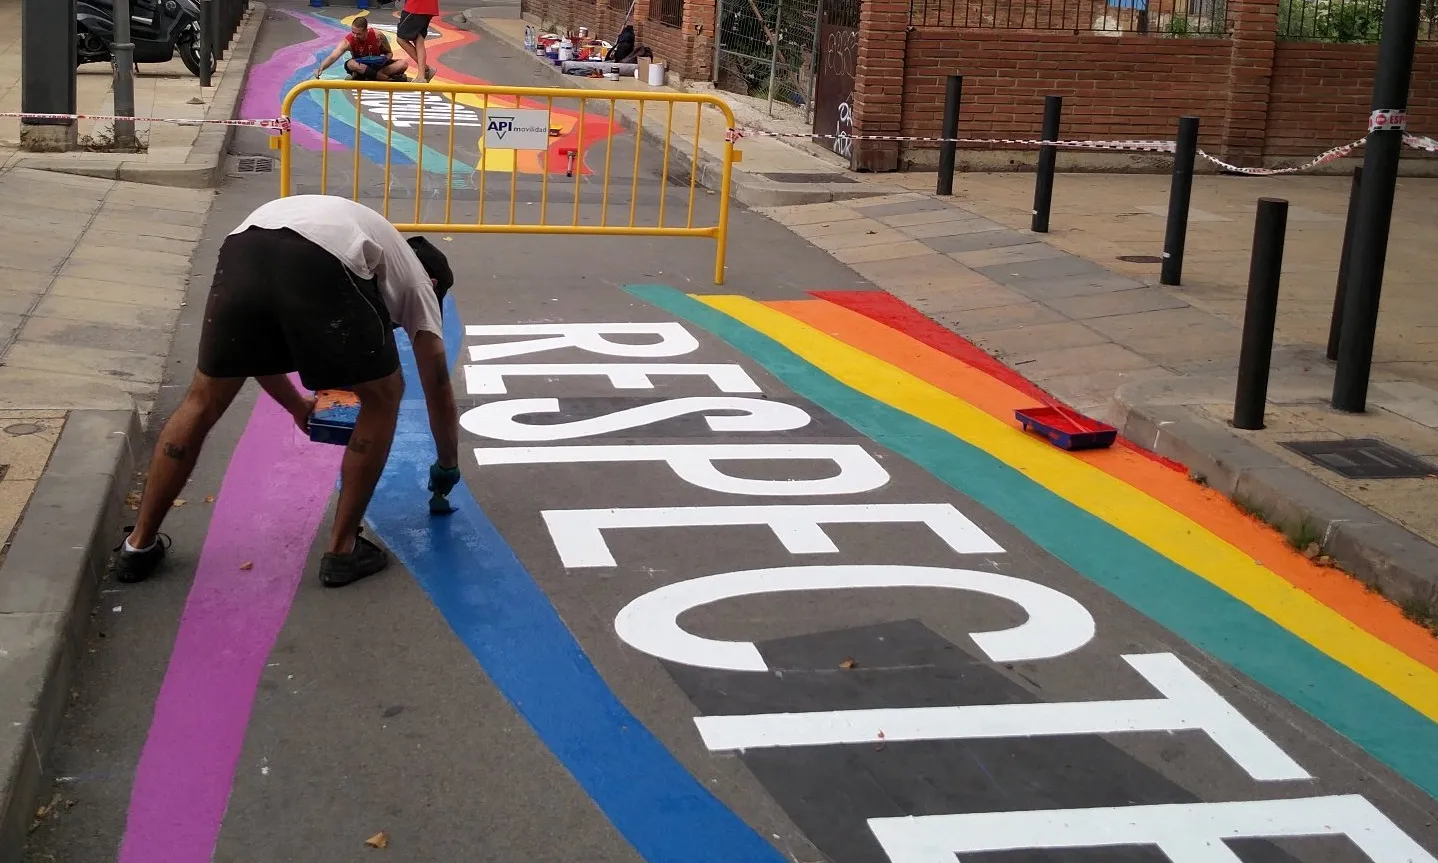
[712,0,821,117]
[810,0,859,159]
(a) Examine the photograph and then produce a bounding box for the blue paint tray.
[1015,405,1117,451]
[308,389,359,446]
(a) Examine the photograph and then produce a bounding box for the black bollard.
[1233,198,1289,431]
[1161,115,1200,286]
[1031,95,1062,233]
[210,0,224,62]
[1326,166,1363,361]
[198,0,213,87]
[936,74,962,196]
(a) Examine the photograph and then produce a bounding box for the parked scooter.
[76,0,213,78]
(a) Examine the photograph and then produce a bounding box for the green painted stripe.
[625,283,1438,800]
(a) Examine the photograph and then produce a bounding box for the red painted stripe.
[811,290,1188,473]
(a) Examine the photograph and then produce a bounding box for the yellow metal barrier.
[276,80,738,285]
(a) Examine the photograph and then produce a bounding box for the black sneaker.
[318,533,390,588]
[112,528,171,584]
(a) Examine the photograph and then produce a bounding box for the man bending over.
[114,195,462,588]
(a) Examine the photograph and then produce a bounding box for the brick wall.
[900,31,1233,147]
[520,0,710,79]
[860,17,1438,167]
[1267,43,1438,156]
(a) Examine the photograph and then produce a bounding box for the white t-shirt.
[231,195,444,343]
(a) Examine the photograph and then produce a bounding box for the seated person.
[605,25,642,63]
[313,15,409,82]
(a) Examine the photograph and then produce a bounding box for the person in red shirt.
[395,0,439,83]
[312,15,410,82]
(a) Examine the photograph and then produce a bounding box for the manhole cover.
[760,172,857,184]
[1281,438,1437,479]
[1117,255,1163,264]
[233,156,275,174]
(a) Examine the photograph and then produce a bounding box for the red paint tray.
[1015,405,1117,451]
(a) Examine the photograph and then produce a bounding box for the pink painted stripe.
[117,381,342,863]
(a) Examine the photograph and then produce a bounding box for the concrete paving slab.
[949,241,1070,269]
[832,240,934,265]
[973,253,1110,284]
[46,275,189,309]
[851,198,955,218]
[897,217,1008,240]
[1047,287,1191,319]
[969,320,1109,356]
[921,229,1033,255]
[941,300,1071,332]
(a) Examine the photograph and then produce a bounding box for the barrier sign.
[484,108,554,150]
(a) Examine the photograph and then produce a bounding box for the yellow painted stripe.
[697,293,1438,722]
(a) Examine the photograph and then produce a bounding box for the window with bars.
[655,0,684,27]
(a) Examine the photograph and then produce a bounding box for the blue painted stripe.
[359,297,788,863]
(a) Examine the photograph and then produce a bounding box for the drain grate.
[1281,438,1437,479]
[760,172,857,184]
[1117,254,1163,264]
[233,156,275,174]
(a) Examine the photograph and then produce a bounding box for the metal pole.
[213,0,226,61]
[766,0,783,117]
[112,0,138,149]
[936,74,962,196]
[1161,115,1200,286]
[1031,94,1062,233]
[199,0,213,87]
[805,0,824,127]
[1333,0,1421,412]
[21,0,78,150]
[1233,198,1289,431]
[1326,166,1362,361]
[712,0,725,83]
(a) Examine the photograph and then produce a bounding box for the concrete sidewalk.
[758,173,1438,629]
[0,8,267,853]
[456,10,903,207]
[0,0,264,188]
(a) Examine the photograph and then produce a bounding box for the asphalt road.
[24,4,1438,862]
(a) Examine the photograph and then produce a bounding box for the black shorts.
[197,227,400,392]
[396,11,433,41]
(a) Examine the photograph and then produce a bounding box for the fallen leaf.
[1317,554,1334,566]
[239,561,254,571]
[172,499,186,508]
[1302,541,1320,560]
[877,730,886,740]
[124,491,141,511]
[205,495,216,504]
[442,236,453,242]
[839,658,857,669]
[366,831,390,849]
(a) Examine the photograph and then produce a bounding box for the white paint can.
[557,39,575,61]
[646,60,666,87]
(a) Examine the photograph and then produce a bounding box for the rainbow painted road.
[241,9,617,178]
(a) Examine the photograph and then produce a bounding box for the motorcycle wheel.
[178,25,214,78]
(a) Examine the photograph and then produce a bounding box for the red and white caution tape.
[1406,133,1438,152]
[0,110,291,132]
[1196,138,1368,176]
[727,127,1438,175]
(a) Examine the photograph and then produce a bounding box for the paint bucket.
[646,60,665,87]
[557,39,575,61]
[605,68,620,81]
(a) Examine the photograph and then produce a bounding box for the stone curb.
[1111,396,1438,610]
[10,2,267,190]
[0,409,141,863]
[454,10,895,208]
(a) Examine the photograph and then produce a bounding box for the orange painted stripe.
[767,297,1438,672]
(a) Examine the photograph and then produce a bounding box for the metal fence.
[276,80,739,284]
[1277,0,1438,42]
[713,0,821,114]
[908,0,1229,34]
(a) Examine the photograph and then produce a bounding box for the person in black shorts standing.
[394,0,439,82]
[114,195,463,588]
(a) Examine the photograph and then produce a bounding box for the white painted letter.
[867,795,1432,863]
[614,564,1088,672]
[464,364,761,395]
[460,397,812,442]
[543,504,1003,568]
[696,652,1307,782]
[478,445,889,497]
[465,322,700,361]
